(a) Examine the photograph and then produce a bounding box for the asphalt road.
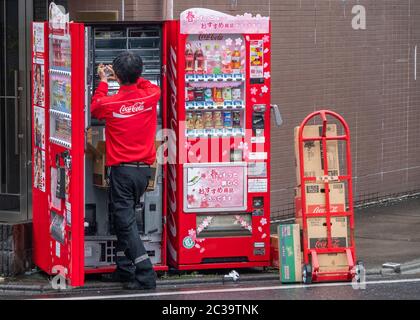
[16,274,420,300]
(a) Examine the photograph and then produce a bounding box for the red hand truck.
[297,110,364,284]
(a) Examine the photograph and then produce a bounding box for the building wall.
[61,0,420,220]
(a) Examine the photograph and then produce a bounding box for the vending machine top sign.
[180,8,270,35]
[49,3,69,34]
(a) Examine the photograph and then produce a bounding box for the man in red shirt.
[91,52,160,290]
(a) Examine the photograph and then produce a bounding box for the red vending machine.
[32,4,168,287]
[166,8,281,270]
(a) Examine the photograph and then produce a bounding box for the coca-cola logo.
[312,238,342,249]
[308,204,344,214]
[198,34,224,41]
[120,102,145,114]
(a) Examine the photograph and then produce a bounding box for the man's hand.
[98,64,108,83]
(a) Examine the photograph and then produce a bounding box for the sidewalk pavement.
[1,196,420,295]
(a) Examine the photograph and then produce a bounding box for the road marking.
[35,277,420,300]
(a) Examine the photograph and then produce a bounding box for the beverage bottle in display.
[185,43,194,73]
[231,47,241,71]
[204,44,213,73]
[194,43,205,74]
[213,111,223,129]
[204,111,214,129]
[212,45,222,74]
[222,88,232,101]
[204,88,213,101]
[194,111,204,129]
[222,47,233,73]
[213,87,224,104]
[232,111,241,128]
[232,87,242,101]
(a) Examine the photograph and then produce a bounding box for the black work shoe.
[124,281,156,290]
[101,272,134,283]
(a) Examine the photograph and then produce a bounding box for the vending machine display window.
[196,214,252,238]
[184,34,246,138]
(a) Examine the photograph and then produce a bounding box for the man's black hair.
[112,51,143,85]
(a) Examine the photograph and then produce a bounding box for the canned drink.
[232,111,241,128]
[213,87,224,103]
[186,88,195,101]
[232,88,241,100]
[194,111,204,129]
[222,88,232,101]
[204,111,214,129]
[194,89,205,101]
[223,111,232,128]
[204,88,213,101]
[186,112,195,130]
[213,111,223,129]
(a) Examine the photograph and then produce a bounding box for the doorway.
[0,0,32,222]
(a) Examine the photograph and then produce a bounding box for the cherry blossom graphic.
[264,71,271,79]
[261,85,269,94]
[238,141,249,158]
[201,173,207,179]
[197,154,202,161]
[200,248,205,253]
[251,97,257,103]
[188,228,197,241]
[234,215,252,233]
[251,87,258,95]
[222,150,228,156]
[245,35,250,41]
[188,151,194,156]
[195,243,201,249]
[187,194,196,205]
[258,226,263,232]
[200,199,210,208]
[263,35,270,43]
[264,48,270,54]
[263,62,269,68]
[225,38,233,46]
[235,38,243,46]
[261,233,267,239]
[260,218,267,226]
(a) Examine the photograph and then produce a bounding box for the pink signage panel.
[184,163,247,212]
[180,8,269,35]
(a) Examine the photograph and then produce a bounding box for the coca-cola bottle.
[185,43,194,73]
[222,47,232,74]
[194,43,205,74]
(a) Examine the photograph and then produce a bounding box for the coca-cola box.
[317,252,349,272]
[295,182,346,220]
[304,216,349,249]
[294,124,340,186]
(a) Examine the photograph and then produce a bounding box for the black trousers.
[109,166,156,286]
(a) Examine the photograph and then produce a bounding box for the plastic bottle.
[194,43,205,74]
[231,47,241,71]
[185,43,194,73]
[212,44,222,75]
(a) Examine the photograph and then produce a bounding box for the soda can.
[232,88,241,100]
[232,111,241,128]
[213,111,223,129]
[186,88,195,101]
[204,88,213,101]
[194,111,204,129]
[222,87,232,101]
[194,89,205,101]
[186,112,196,130]
[204,111,214,129]
[223,111,232,128]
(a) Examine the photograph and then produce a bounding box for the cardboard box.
[278,224,302,283]
[270,235,279,269]
[294,124,340,185]
[303,216,349,249]
[317,252,349,272]
[295,182,346,219]
[92,141,107,188]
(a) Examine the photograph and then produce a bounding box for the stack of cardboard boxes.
[294,124,349,274]
[277,124,350,283]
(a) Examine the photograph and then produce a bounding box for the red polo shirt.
[91,78,161,166]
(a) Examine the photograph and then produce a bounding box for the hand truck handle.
[270,104,283,127]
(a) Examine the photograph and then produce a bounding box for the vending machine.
[166,8,281,270]
[31,4,168,287]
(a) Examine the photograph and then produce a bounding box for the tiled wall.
[43,0,420,220]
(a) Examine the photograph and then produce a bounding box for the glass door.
[0,0,32,221]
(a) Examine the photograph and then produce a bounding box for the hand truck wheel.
[302,264,312,284]
[354,261,365,283]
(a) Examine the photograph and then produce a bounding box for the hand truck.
[297,110,364,284]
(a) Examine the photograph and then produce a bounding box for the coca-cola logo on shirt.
[120,101,145,114]
[113,101,149,119]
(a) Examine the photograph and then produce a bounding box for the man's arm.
[90,81,109,120]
